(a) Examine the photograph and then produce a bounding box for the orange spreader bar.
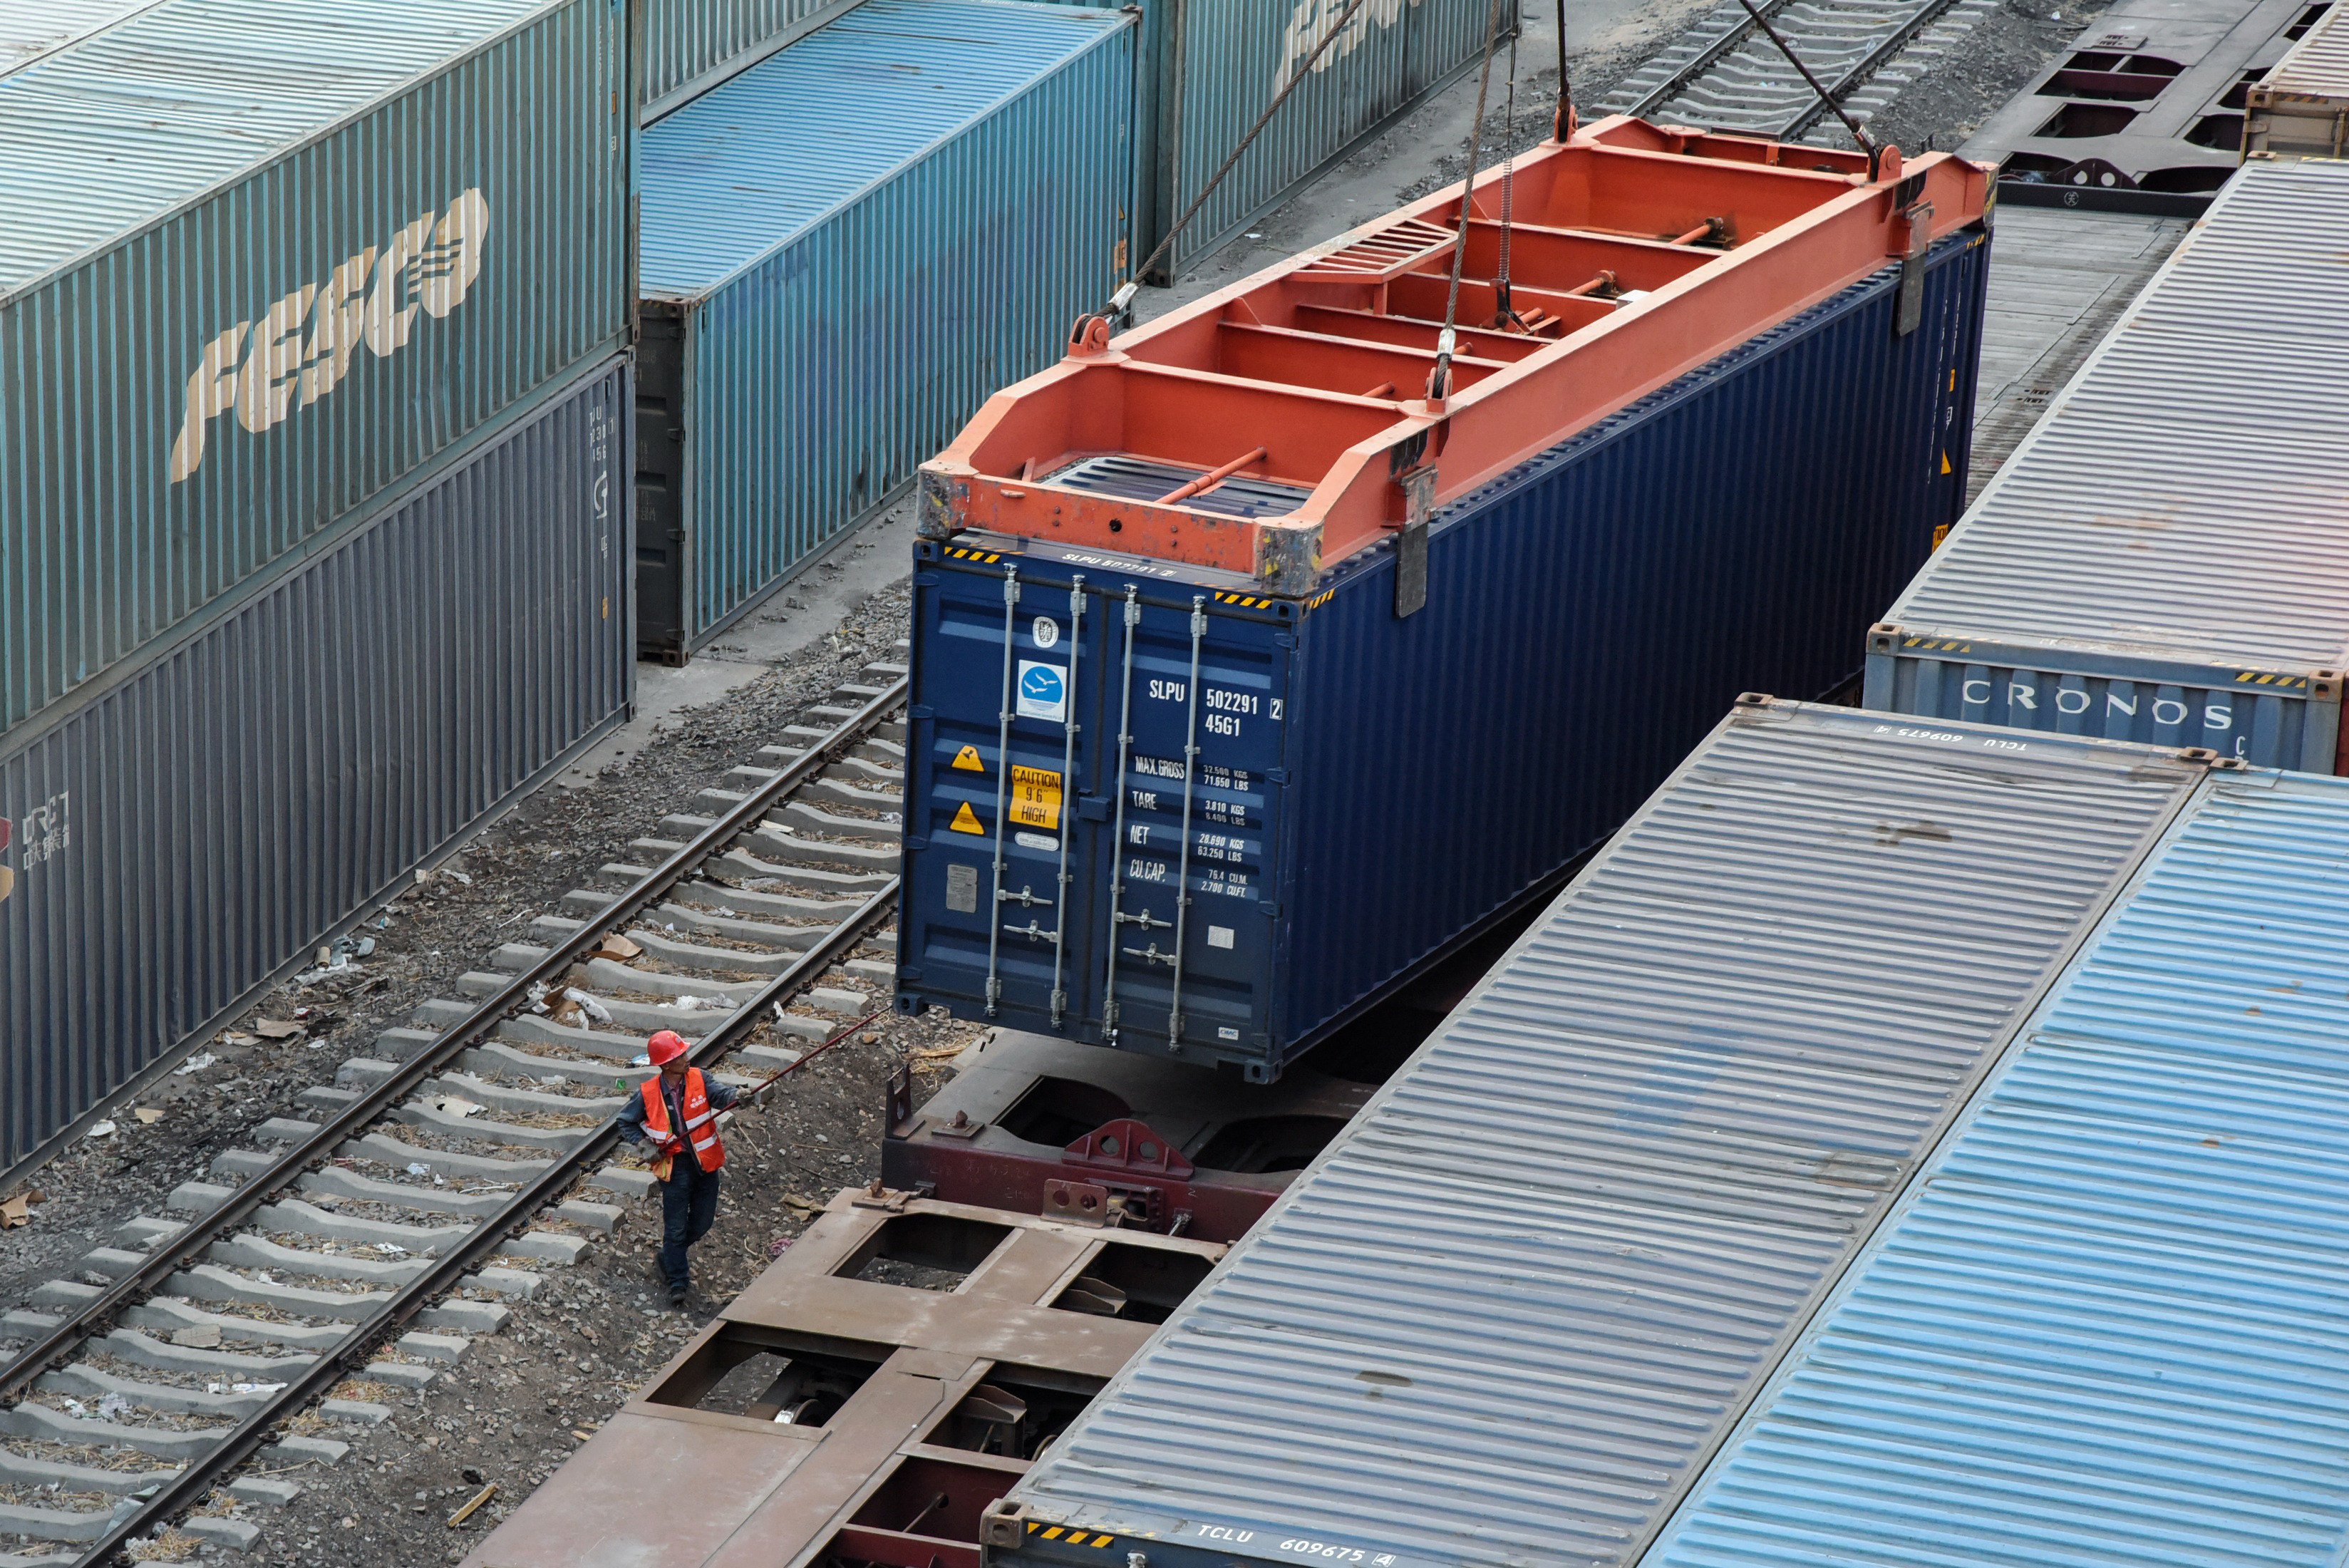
[919,115,1988,589]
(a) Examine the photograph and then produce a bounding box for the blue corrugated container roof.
[1645,768,2349,1567]
[1001,704,2212,1568]
[0,0,559,295]
[638,0,1128,296]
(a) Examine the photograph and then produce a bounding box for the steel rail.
[1616,0,1800,118]
[1779,0,1966,139]
[73,882,900,1566]
[0,676,907,1412]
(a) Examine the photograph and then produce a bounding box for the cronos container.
[1644,765,2349,1567]
[980,702,2219,1568]
[898,120,1990,1079]
[638,0,861,120]
[1865,159,2349,770]
[634,0,1135,659]
[0,0,631,736]
[0,359,633,1177]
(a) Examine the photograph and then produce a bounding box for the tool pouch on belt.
[654,1151,674,1182]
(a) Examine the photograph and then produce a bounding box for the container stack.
[629,0,1517,658]
[981,701,2349,1568]
[0,0,636,1171]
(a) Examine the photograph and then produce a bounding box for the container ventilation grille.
[1291,217,1458,283]
[1046,455,1311,519]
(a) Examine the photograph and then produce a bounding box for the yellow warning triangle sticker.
[950,800,986,835]
[1939,451,1952,475]
[951,744,985,773]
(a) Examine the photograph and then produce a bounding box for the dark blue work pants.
[658,1159,722,1293]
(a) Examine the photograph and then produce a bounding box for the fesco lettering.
[167,189,488,482]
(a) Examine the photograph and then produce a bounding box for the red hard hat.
[646,1030,689,1067]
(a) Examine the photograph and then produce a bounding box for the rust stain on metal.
[467,1191,1226,1568]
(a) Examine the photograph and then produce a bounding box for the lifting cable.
[1730,0,1883,177]
[1086,0,1374,328]
[1554,0,1574,136]
[1492,29,1527,332]
[1428,0,1512,402]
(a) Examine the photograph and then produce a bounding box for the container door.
[1090,589,1290,1068]
[899,555,1289,1070]
[902,555,1117,1034]
[634,307,691,663]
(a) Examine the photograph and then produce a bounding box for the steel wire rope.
[1730,0,1881,175]
[1492,28,1527,331]
[1428,0,1512,401]
[1088,0,1374,321]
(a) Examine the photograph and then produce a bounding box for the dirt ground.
[1,2,2105,1560]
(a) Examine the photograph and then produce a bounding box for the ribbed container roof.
[1006,703,2204,1568]
[1882,159,2349,674]
[1644,768,2349,1567]
[2266,3,2349,96]
[0,0,556,295]
[638,0,1127,297]
[0,0,155,73]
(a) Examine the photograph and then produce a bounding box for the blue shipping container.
[983,702,2216,1568]
[634,0,1136,658]
[0,360,633,1176]
[895,230,1990,1079]
[1644,766,2349,1568]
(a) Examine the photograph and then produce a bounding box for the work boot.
[668,1284,689,1310]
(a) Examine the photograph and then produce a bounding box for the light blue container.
[634,0,1136,658]
[0,0,633,736]
[1648,766,2349,1567]
[639,0,860,120]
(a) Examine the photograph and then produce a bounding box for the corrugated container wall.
[1865,159,2349,770]
[2246,1,2349,156]
[1131,0,1497,279]
[896,234,1989,1079]
[1643,768,2349,1567]
[634,0,1135,658]
[0,0,631,735]
[987,703,2214,1568]
[0,360,634,1173]
[638,0,859,120]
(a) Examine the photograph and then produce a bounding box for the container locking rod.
[1166,597,1208,1046]
[983,568,1021,1015]
[1100,588,1142,1040]
[1049,577,1085,1026]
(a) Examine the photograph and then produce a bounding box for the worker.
[615,1029,739,1309]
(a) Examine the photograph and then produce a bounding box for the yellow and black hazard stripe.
[1028,1522,1120,1550]
[1305,588,1336,611]
[1899,636,1973,654]
[1213,590,1276,609]
[944,545,1004,564]
[2236,671,2309,689]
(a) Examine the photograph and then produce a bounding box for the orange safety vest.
[639,1068,725,1174]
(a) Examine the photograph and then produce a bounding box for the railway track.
[1603,0,1998,145]
[0,653,910,1567]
